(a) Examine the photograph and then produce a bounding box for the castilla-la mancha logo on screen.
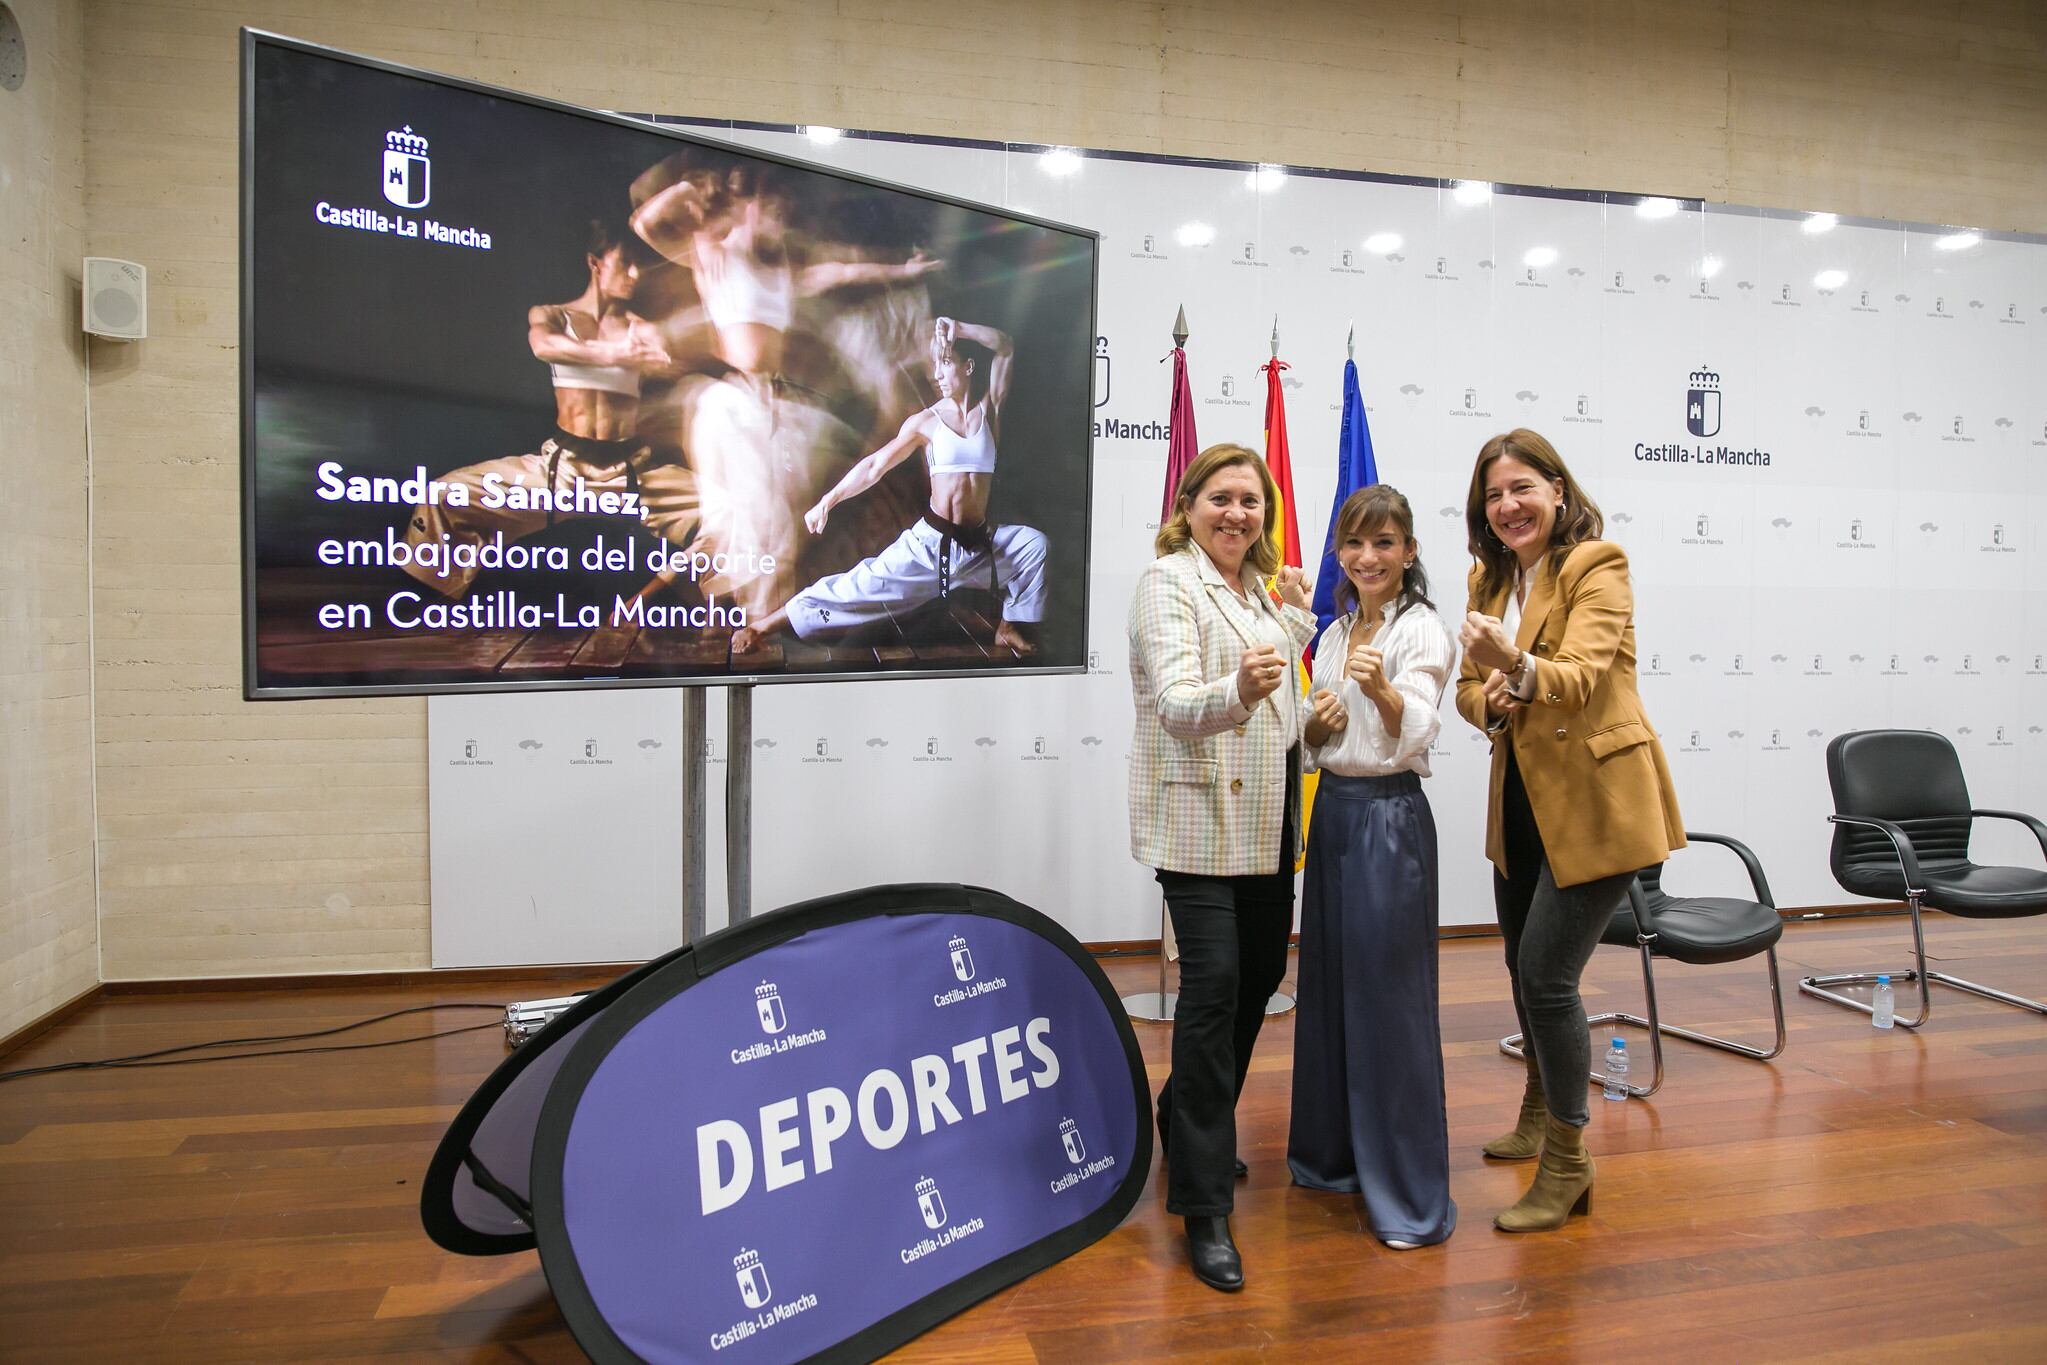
[948,934,975,982]
[382,126,431,209]
[1686,365,1722,438]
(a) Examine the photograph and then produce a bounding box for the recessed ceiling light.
[1040,148,1082,177]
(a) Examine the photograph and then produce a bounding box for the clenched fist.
[1236,644,1287,707]
[1346,643,1390,699]
[1308,687,1347,732]
[1460,611,1517,674]
[1272,564,1310,611]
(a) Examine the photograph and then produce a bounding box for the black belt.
[921,509,995,601]
[541,428,647,531]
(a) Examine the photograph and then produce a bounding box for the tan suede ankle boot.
[1493,1113,1594,1232]
[1481,1071,1546,1161]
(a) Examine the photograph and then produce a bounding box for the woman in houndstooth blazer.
[1127,443,1315,1293]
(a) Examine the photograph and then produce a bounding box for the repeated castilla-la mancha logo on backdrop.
[1633,364,1775,470]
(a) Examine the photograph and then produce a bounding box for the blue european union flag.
[1310,358,1380,642]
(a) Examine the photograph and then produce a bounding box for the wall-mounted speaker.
[82,257,147,340]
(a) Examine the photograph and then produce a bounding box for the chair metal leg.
[1920,972,2046,1013]
[1500,939,1788,1098]
[1797,892,1939,1028]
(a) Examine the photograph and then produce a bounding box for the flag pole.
[1122,304,1189,1025]
[1263,311,1297,1020]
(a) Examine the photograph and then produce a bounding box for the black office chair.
[1800,729,2047,1028]
[1502,833,1786,1098]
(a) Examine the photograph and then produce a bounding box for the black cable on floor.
[0,1002,508,1083]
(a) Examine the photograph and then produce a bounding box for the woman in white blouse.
[1286,484,1459,1248]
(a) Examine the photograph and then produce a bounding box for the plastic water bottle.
[1602,1037,1629,1101]
[1872,974,1895,1030]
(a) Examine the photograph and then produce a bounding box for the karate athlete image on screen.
[398,220,702,598]
[729,315,1047,656]
[627,152,944,618]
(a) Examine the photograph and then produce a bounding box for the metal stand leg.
[1797,892,1937,1028]
[726,684,753,926]
[681,690,707,945]
[1120,900,1177,1022]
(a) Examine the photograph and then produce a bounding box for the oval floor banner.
[420,944,689,1255]
[531,884,1150,1364]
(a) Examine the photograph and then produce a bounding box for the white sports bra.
[925,407,997,475]
[548,310,641,397]
[695,218,795,331]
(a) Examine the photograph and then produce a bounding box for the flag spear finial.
[1270,314,1280,358]
[1171,304,1189,349]
[1347,322,1354,360]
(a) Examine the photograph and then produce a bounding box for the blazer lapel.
[1190,550,1259,651]
[1514,560,1556,653]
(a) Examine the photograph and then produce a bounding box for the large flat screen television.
[241,31,1096,698]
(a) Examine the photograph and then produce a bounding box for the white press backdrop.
[430,125,2047,966]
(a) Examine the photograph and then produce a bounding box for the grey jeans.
[1494,749,1637,1128]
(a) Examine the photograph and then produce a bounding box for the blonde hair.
[1155,443,1281,577]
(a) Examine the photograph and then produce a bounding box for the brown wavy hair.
[1329,484,1433,621]
[1155,443,1280,577]
[1464,429,1603,606]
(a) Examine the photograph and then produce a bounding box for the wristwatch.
[1509,649,1533,690]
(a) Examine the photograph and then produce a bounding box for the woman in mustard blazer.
[1453,429,1683,1233]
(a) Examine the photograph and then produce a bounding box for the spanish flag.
[1262,352,1310,869]
[1261,356,1303,587]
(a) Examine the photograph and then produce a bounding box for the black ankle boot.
[1184,1215,1244,1292]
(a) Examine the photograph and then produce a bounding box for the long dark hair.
[1464,428,1603,606]
[1330,485,1433,621]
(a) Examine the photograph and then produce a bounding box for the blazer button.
[1230,778,1243,793]
[1554,727,1567,739]
[1546,692,1561,704]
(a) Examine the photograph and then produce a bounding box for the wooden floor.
[4,913,2045,1362]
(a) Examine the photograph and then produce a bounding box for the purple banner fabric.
[536,901,1145,1363]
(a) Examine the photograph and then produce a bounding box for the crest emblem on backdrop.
[1687,366,1722,438]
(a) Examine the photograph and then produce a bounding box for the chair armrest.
[1624,876,1658,940]
[1827,813,1928,895]
[1971,809,2047,863]
[1679,830,1775,909]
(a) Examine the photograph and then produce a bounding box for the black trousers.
[1493,747,1636,1128]
[1154,795,1298,1216]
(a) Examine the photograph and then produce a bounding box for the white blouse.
[1303,599,1459,777]
[1216,576,1307,746]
